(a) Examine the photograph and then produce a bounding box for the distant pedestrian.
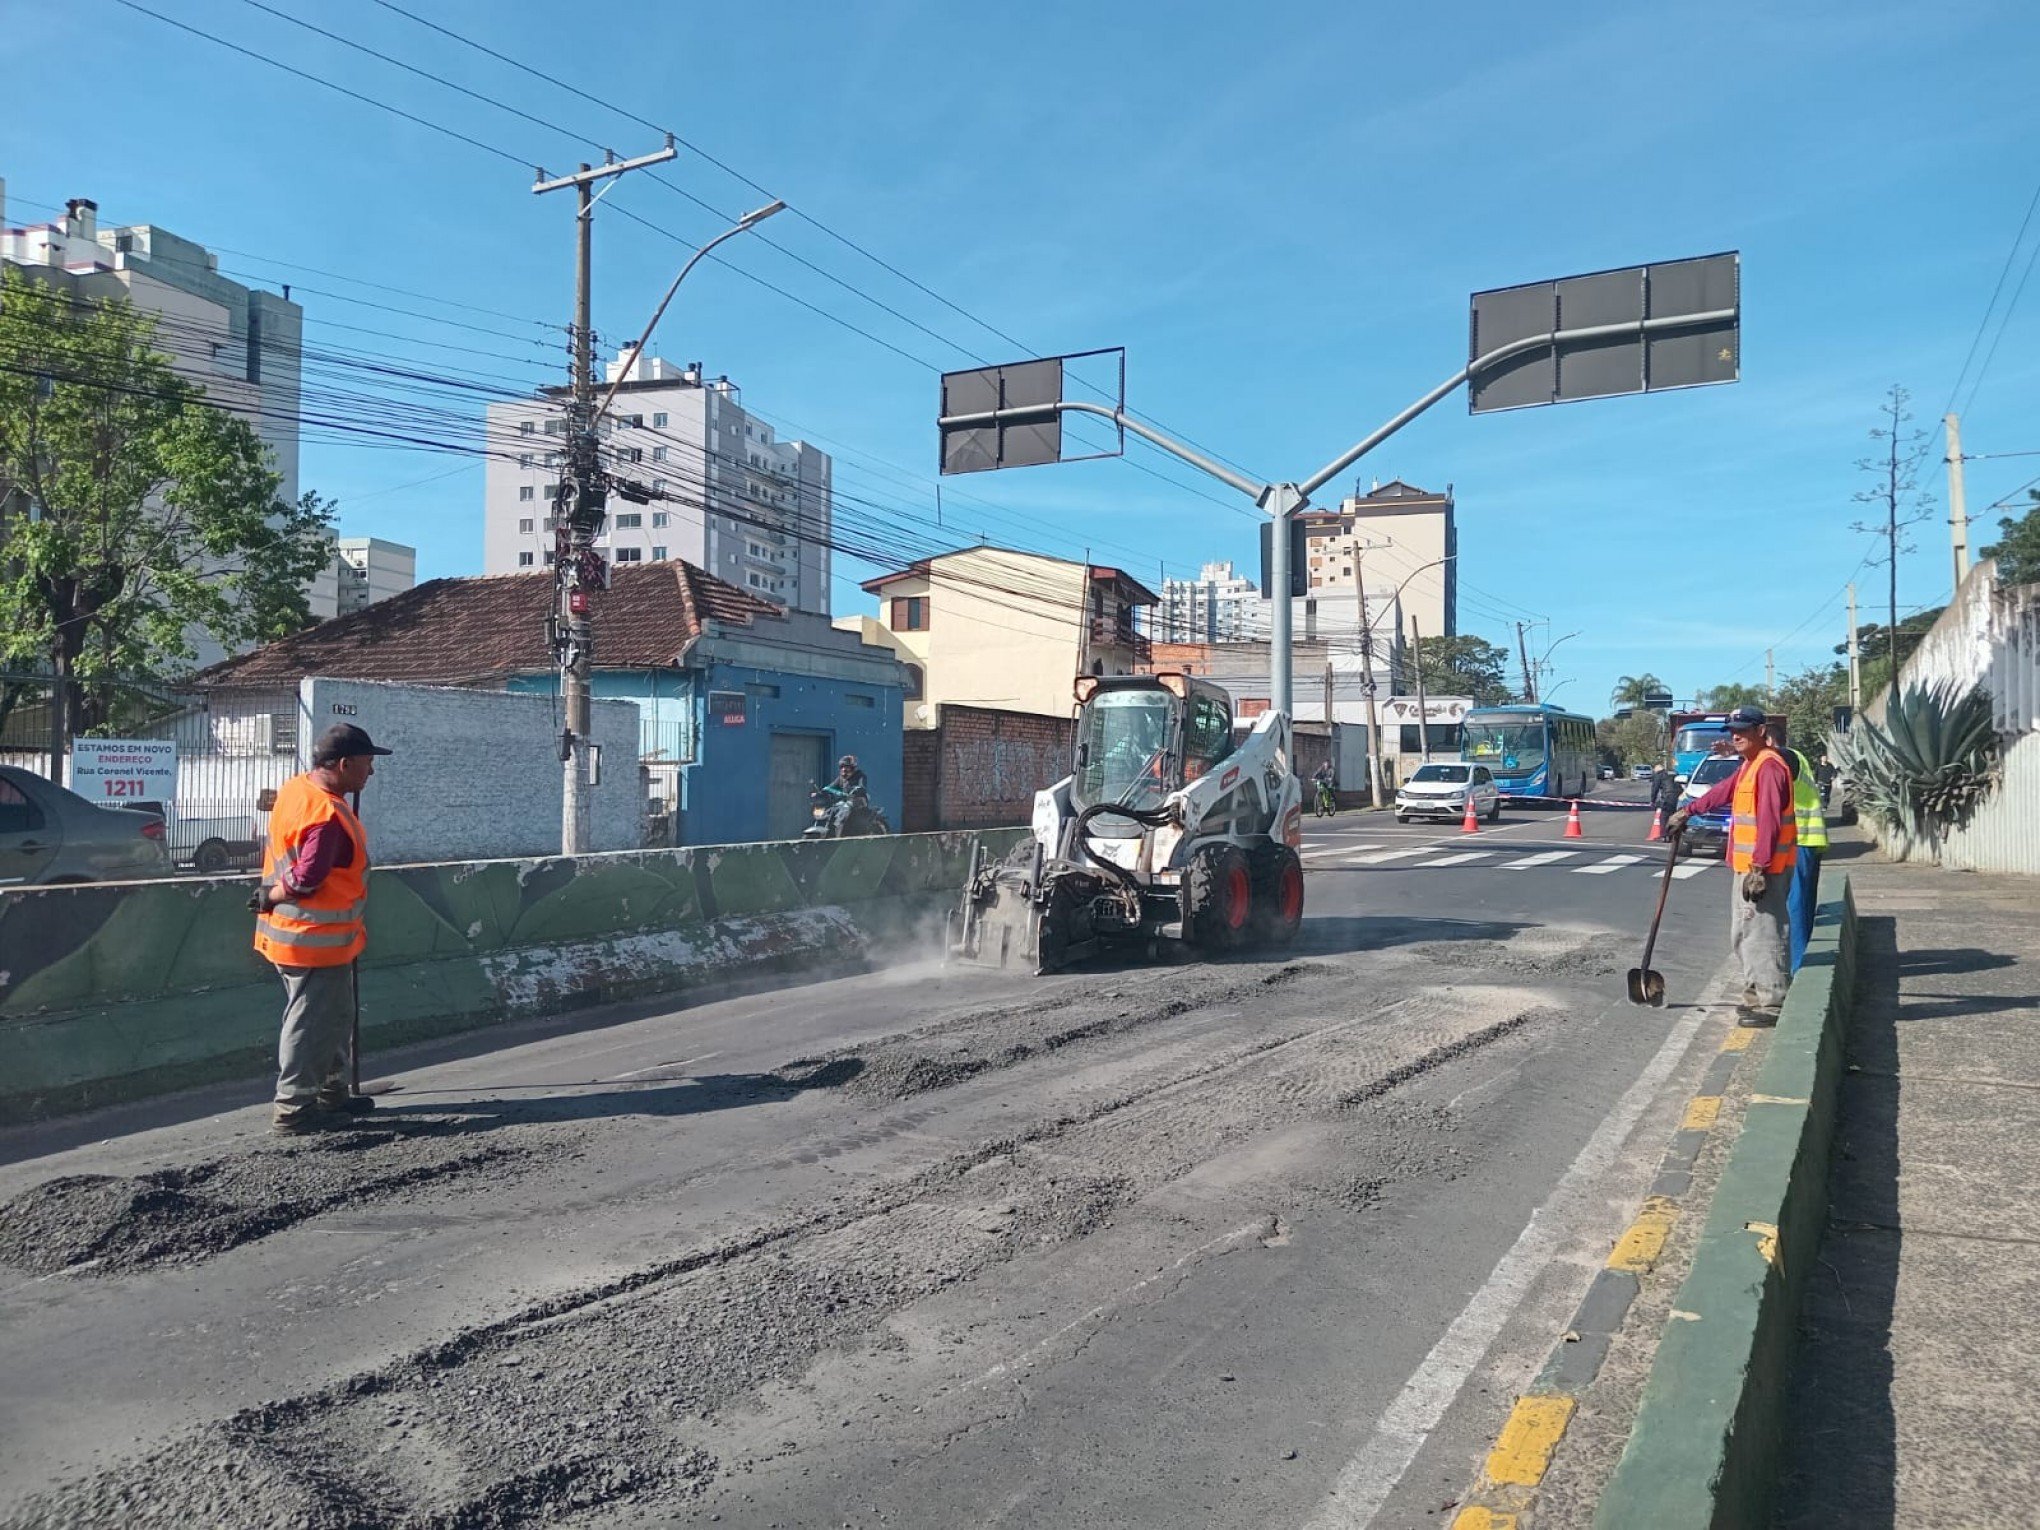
[1666,705,1796,1020]
[254,723,390,1133]
[1770,724,1829,973]
[1651,766,1682,819]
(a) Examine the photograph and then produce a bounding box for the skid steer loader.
[952,672,1306,973]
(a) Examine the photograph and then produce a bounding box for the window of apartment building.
[518,453,533,469]
[626,414,643,428]
[616,447,642,464]
[518,551,534,567]
[518,420,534,436]
[903,663,924,700]
[651,446,668,462]
[544,419,566,435]
[615,546,643,563]
[651,545,667,561]
[519,486,535,501]
[614,512,642,529]
[543,516,556,532]
[891,595,929,631]
[652,411,668,428]
[651,510,668,527]
[543,550,555,566]
[518,517,534,533]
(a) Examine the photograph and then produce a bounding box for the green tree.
[1980,492,2040,585]
[1834,605,1943,698]
[1411,634,1513,706]
[1608,672,1669,711]
[1698,681,1767,711]
[0,267,334,756]
[1771,662,1850,763]
[1597,710,1664,771]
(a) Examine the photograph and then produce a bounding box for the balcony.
[1090,619,1151,667]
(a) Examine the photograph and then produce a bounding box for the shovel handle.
[1638,830,1682,974]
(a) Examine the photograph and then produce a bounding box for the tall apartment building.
[1298,479,1458,645]
[1,187,303,511]
[1157,560,1262,643]
[480,353,832,614]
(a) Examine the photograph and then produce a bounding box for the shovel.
[1626,830,1682,1007]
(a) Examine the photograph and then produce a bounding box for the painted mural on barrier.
[0,829,1020,1123]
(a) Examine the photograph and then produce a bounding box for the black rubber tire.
[193,839,231,874]
[1184,843,1253,953]
[1486,798,1502,823]
[1249,844,1305,948]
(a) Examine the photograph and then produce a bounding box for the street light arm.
[592,199,786,428]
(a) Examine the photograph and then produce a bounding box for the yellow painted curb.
[1607,1195,1680,1273]
[1720,1028,1756,1052]
[1483,1394,1577,1487]
[1450,1508,1520,1530]
[1682,1095,1722,1131]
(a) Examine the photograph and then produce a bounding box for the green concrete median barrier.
[0,829,1024,1126]
[1593,872,1859,1530]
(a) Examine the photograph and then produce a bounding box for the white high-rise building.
[1158,560,1262,642]
[480,354,832,614]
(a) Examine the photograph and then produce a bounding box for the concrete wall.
[0,828,1018,1124]
[302,679,643,862]
[1861,560,2040,875]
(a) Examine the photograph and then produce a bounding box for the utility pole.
[533,141,676,855]
[1354,538,1384,808]
[1410,614,1431,762]
[1945,412,1970,590]
[1322,661,1334,731]
[1846,582,1861,712]
[1765,648,1775,701]
[1515,620,1537,703]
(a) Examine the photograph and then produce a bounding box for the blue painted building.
[197,560,902,849]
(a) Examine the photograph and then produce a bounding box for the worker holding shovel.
[1667,705,1796,1022]
[253,723,390,1133]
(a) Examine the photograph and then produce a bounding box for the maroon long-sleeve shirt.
[1687,751,1792,866]
[282,814,355,896]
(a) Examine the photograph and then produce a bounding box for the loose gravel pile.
[0,1127,573,1277]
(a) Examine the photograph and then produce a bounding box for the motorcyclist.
[819,755,870,834]
[1311,759,1336,813]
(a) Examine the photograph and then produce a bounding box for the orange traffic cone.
[1563,800,1584,839]
[1647,807,1664,842]
[1461,795,1480,834]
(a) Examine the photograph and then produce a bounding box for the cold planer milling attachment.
[953,672,1306,973]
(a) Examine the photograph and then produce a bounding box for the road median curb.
[1591,872,1859,1529]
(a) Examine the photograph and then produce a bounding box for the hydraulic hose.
[1071,801,1176,896]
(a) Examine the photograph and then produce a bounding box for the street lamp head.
[741,199,787,228]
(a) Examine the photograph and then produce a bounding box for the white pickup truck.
[119,800,264,874]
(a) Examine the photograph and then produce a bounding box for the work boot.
[316,1089,375,1115]
[272,1105,327,1135]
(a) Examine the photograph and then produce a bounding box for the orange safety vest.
[254,774,369,968]
[1729,746,1797,876]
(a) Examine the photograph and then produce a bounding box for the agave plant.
[1829,681,1998,837]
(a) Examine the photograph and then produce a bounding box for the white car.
[1395,762,1501,824]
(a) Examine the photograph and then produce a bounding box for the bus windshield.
[1074,689,1176,812]
[1463,716,1544,771]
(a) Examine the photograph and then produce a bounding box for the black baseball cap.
[1725,705,1768,732]
[313,723,393,765]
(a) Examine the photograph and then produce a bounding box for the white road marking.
[1301,1000,1715,1528]
[1343,846,1447,866]
[1671,862,1714,879]
[1574,854,1648,875]
[1501,851,1577,869]
[1421,851,1493,867]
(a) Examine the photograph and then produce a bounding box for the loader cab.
[1070,673,1233,835]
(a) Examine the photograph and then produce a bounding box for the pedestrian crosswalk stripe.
[1671,862,1714,879]
[1503,851,1578,869]
[1575,854,1647,875]
[1424,851,1494,867]
[1343,845,1447,865]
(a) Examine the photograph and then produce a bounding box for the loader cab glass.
[1074,688,1176,817]
[1180,695,1234,781]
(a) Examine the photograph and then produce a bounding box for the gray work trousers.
[1729,867,1792,1012]
[274,962,354,1108]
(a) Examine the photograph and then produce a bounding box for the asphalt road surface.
[0,785,1743,1528]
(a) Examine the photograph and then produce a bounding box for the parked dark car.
[0,765,173,886]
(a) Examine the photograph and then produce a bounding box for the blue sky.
[5,0,2037,713]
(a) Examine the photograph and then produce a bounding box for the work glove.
[1665,808,1690,837]
[1741,869,1768,902]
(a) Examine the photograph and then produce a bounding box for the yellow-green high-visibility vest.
[1788,747,1828,851]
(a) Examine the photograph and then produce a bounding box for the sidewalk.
[1775,828,2040,1526]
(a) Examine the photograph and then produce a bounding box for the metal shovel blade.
[1626,967,1667,1007]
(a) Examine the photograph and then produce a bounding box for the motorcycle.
[803,783,892,839]
[1313,779,1337,817]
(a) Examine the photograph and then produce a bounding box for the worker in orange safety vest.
[254,723,390,1132]
[1665,705,1796,1020]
